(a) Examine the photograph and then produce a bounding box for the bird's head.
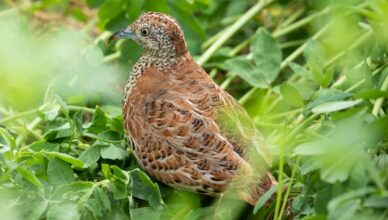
[109,12,187,58]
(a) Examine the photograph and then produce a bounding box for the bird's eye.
[141,28,150,36]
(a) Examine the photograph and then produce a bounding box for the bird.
[109,12,277,206]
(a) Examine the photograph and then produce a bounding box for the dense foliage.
[0,0,387,219]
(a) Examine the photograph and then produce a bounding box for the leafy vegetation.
[1,0,388,219]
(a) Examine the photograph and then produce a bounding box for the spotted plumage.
[110,12,276,205]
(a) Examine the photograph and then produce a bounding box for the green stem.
[0,109,38,124]
[372,75,388,117]
[278,156,301,218]
[67,105,96,114]
[274,8,305,33]
[209,68,218,79]
[197,0,275,66]
[268,108,303,120]
[220,73,236,89]
[274,144,285,220]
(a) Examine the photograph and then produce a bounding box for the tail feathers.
[240,173,277,206]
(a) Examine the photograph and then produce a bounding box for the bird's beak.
[108,28,136,44]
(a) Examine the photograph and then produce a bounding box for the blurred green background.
[0,0,387,220]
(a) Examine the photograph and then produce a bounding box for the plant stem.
[0,109,38,124]
[274,143,285,220]
[197,0,275,66]
[278,156,301,218]
[372,75,388,117]
[67,105,96,114]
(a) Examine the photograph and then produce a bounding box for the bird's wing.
[140,72,270,191]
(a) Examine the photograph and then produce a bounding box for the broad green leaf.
[111,206,129,220]
[78,144,101,167]
[44,122,73,141]
[364,196,388,208]
[304,39,326,86]
[21,198,48,220]
[0,127,16,149]
[111,165,129,200]
[288,62,314,80]
[29,141,59,152]
[48,157,75,186]
[130,169,163,209]
[51,182,94,200]
[16,166,43,188]
[328,188,373,220]
[280,83,304,107]
[94,187,111,214]
[47,202,79,220]
[98,0,124,21]
[44,152,84,168]
[303,90,352,115]
[224,56,267,88]
[251,28,282,86]
[38,105,60,121]
[144,0,168,12]
[87,106,108,133]
[294,115,379,183]
[311,100,362,114]
[100,144,127,160]
[101,163,111,179]
[253,184,278,214]
[130,207,162,220]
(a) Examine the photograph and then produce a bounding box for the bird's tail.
[239,172,278,206]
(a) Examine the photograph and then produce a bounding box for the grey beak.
[108,28,136,44]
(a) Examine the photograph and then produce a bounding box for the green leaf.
[98,0,124,21]
[303,90,352,115]
[111,206,129,220]
[100,144,127,160]
[44,122,73,141]
[288,62,314,80]
[44,152,84,168]
[304,39,326,86]
[144,0,168,12]
[101,163,111,179]
[224,56,266,88]
[78,144,101,167]
[38,105,60,121]
[280,83,304,107]
[311,100,362,114]
[250,28,282,86]
[130,169,163,209]
[16,166,43,188]
[111,165,129,200]
[294,115,378,183]
[130,207,162,220]
[253,184,278,214]
[47,202,79,220]
[87,106,108,134]
[0,127,16,149]
[21,198,48,220]
[224,29,281,88]
[51,182,94,200]
[94,187,111,214]
[328,188,373,220]
[364,196,388,208]
[48,157,75,186]
[29,141,59,152]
